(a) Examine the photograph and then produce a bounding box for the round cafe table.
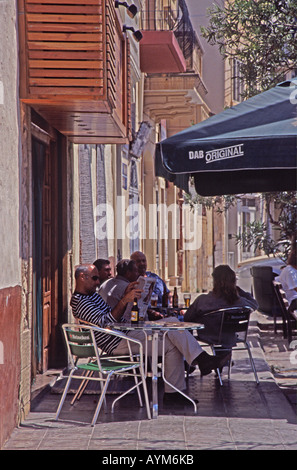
[111,319,203,418]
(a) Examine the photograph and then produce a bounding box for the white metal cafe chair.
[55,324,151,426]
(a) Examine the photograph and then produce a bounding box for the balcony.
[142,2,209,136]
[17,0,131,143]
[140,2,201,75]
[140,30,186,73]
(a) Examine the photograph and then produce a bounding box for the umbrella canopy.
[156,80,297,196]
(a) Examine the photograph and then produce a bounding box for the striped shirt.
[70,291,124,355]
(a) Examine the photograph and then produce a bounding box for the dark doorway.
[32,137,52,373]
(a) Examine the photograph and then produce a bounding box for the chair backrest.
[272,281,290,315]
[65,328,96,358]
[251,266,275,313]
[203,306,253,345]
[62,324,102,369]
[62,323,137,366]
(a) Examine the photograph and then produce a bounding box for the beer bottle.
[131,298,139,324]
[172,287,179,308]
[162,284,169,307]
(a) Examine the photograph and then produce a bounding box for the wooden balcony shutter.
[18,0,131,142]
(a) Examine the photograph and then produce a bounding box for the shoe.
[184,360,196,375]
[192,351,231,376]
[187,365,196,375]
[163,392,199,407]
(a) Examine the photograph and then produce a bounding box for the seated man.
[275,246,297,313]
[184,265,258,350]
[99,259,139,320]
[71,263,231,406]
[93,258,112,286]
[130,251,170,307]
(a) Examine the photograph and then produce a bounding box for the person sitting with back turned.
[275,244,297,313]
[99,259,139,320]
[93,258,112,286]
[71,264,231,406]
[184,265,258,351]
[130,251,170,307]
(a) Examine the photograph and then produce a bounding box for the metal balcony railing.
[140,0,200,70]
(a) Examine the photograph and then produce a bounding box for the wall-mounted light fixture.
[115,1,138,18]
[122,25,143,42]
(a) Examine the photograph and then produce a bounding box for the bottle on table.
[162,284,169,308]
[131,298,139,324]
[172,287,179,308]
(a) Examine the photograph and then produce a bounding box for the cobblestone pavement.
[3,312,297,452]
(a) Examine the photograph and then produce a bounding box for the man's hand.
[147,308,164,320]
[123,288,143,304]
[124,281,139,294]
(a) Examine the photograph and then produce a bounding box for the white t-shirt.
[275,265,297,305]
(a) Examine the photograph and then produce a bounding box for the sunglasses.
[91,275,100,281]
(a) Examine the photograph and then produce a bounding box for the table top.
[151,306,187,314]
[110,320,203,331]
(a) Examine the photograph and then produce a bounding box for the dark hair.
[116,259,136,277]
[212,265,239,304]
[93,258,110,271]
[74,265,90,279]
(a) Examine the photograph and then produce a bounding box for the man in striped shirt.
[71,264,142,355]
[71,264,231,406]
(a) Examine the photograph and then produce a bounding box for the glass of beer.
[183,293,191,308]
[150,293,158,307]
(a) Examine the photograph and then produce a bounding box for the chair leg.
[91,375,112,426]
[132,366,144,408]
[110,367,151,419]
[273,310,277,334]
[227,352,233,380]
[211,346,223,386]
[282,314,288,339]
[71,370,93,405]
[139,363,152,420]
[55,370,75,420]
[245,342,259,385]
[287,318,293,345]
[216,368,223,386]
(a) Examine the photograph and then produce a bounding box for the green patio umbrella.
[156,80,297,196]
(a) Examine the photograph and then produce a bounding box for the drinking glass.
[183,293,191,308]
[150,293,158,307]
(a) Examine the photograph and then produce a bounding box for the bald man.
[130,251,169,307]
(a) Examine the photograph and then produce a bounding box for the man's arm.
[110,287,142,322]
[236,287,258,310]
[100,280,142,321]
[184,296,205,322]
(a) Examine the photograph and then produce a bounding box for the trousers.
[112,317,203,393]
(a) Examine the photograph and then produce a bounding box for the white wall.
[187,0,225,115]
[0,0,21,288]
